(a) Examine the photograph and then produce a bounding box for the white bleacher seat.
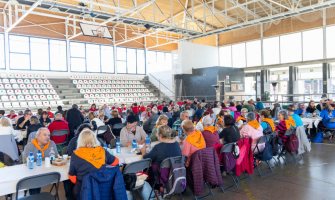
[84,94,89,98]
[101,89,106,93]
[74,75,79,79]
[21,74,28,78]
[82,85,87,88]
[4,84,11,89]
[78,80,83,84]
[12,102,20,108]
[28,102,36,107]
[41,75,47,79]
[40,95,46,100]
[17,95,25,101]
[50,90,56,94]
[0,74,7,78]
[20,84,26,89]
[20,102,28,108]
[94,99,99,103]
[25,95,32,100]
[0,90,5,95]
[37,79,43,84]
[89,94,94,98]
[70,75,74,79]
[17,79,23,84]
[37,90,43,94]
[79,76,84,79]
[9,79,16,83]
[15,90,22,94]
[2,79,9,83]
[80,89,85,93]
[4,103,12,108]
[43,101,50,106]
[1,96,9,101]
[89,80,93,84]
[46,84,52,89]
[95,94,100,98]
[101,94,105,98]
[57,101,64,105]
[30,90,36,94]
[35,74,41,79]
[54,95,60,99]
[36,101,43,107]
[0,84,3,89]
[91,89,96,93]
[83,80,88,84]
[50,101,57,106]
[77,85,82,88]
[89,76,94,79]
[88,99,94,104]
[28,74,34,78]
[22,90,29,94]
[84,76,89,79]
[27,84,33,89]
[43,89,50,94]
[105,94,110,98]
[34,84,40,89]
[8,75,14,79]
[40,84,46,89]
[30,79,36,83]
[12,84,19,89]
[33,95,39,100]
[73,80,77,84]
[14,74,21,78]
[96,89,101,93]
[46,95,53,100]
[6,90,14,95]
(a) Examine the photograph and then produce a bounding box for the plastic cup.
[63,154,68,162]
[45,157,51,167]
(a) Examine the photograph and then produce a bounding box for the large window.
[146,50,171,73]
[0,34,5,69]
[327,26,335,58]
[232,43,246,68]
[246,40,261,67]
[280,32,302,63]
[9,35,66,71]
[219,46,232,67]
[116,47,145,74]
[263,36,280,65]
[70,42,114,73]
[303,28,323,61]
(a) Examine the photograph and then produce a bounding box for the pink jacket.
[240,124,264,153]
[229,106,237,112]
[182,132,207,167]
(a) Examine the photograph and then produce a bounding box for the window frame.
[116,46,146,75]
[8,34,67,72]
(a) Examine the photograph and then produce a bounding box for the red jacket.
[235,138,254,176]
[177,102,183,106]
[147,105,152,109]
[140,107,146,112]
[48,112,54,118]
[48,120,70,144]
[157,105,163,110]
[132,107,139,114]
[89,108,98,112]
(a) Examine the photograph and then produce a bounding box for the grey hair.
[152,107,158,114]
[246,112,256,121]
[36,127,50,135]
[202,116,213,127]
[157,125,172,139]
[55,113,62,120]
[279,110,289,120]
[24,109,31,115]
[18,110,24,115]
[298,102,304,107]
[9,110,15,114]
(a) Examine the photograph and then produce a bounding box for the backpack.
[166,156,187,195]
[286,133,299,152]
[123,173,137,190]
[232,143,240,159]
[103,125,115,145]
[312,132,323,143]
[260,140,273,161]
[222,152,236,173]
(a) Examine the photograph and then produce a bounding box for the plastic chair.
[112,123,126,137]
[277,129,301,165]
[253,134,275,177]
[15,172,60,200]
[51,129,69,146]
[219,142,239,192]
[122,158,152,200]
[96,125,109,138]
[136,121,143,127]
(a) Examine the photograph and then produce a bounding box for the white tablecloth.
[14,130,27,142]
[0,161,70,196]
[301,117,321,128]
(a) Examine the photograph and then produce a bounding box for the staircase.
[141,76,172,102]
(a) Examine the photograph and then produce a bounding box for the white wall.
[148,70,175,99]
[178,42,219,74]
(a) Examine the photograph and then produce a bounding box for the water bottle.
[132,139,137,150]
[28,152,34,169]
[145,137,151,152]
[103,144,107,150]
[49,147,55,162]
[36,150,42,166]
[178,127,182,138]
[116,140,121,154]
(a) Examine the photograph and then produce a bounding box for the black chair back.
[137,121,143,127]
[16,172,60,200]
[123,158,152,175]
[220,142,238,154]
[51,129,69,146]
[113,123,126,129]
[97,125,109,135]
[0,151,14,166]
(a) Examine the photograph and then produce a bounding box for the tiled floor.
[2,142,335,200]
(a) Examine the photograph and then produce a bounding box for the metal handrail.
[148,73,175,95]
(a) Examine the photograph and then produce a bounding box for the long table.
[0,141,160,196]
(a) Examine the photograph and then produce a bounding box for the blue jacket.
[78,166,127,200]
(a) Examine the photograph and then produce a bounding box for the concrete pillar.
[256,72,261,100]
[288,66,298,102]
[260,69,270,101]
[322,63,332,95]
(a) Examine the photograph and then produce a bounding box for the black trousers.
[63,180,75,200]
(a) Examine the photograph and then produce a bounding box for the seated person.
[141,107,151,120]
[287,105,304,128]
[66,123,92,156]
[39,111,52,127]
[320,103,335,128]
[259,110,276,135]
[195,111,211,132]
[161,106,172,119]
[255,98,264,111]
[219,115,240,144]
[88,112,105,135]
[143,107,159,131]
[0,110,5,119]
[201,116,220,147]
[240,112,264,153]
[106,110,122,133]
[22,128,58,195]
[97,109,109,124]
[242,101,251,112]
[151,115,176,142]
[236,108,248,128]
[48,113,70,144]
[296,103,306,116]
[276,110,295,146]
[306,100,316,114]
[173,111,189,136]
[316,100,323,112]
[15,110,24,124]
[7,110,17,119]
[0,117,17,136]
[172,106,181,122]
[16,110,32,130]
[126,110,139,122]
[69,130,119,199]
[27,116,44,140]
[141,125,181,194]
[229,102,237,112]
[193,104,204,121]
[120,115,147,147]
[55,106,65,117]
[46,107,54,119]
[181,120,206,167]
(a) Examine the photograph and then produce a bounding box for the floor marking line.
[241,181,256,200]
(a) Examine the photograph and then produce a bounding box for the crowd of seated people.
[0,97,325,199]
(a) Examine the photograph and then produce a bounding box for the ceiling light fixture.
[9,0,19,5]
[50,7,60,12]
